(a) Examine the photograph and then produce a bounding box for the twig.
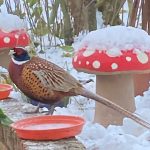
[85,0,96,8]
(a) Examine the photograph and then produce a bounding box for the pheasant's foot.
[44,101,62,115]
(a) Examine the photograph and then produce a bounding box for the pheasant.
[8,47,150,129]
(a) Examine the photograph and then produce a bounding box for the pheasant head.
[9,47,30,63]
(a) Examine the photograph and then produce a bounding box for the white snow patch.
[96,10,104,29]
[0,13,26,32]
[21,103,39,113]
[0,66,8,73]
[76,122,107,149]
[76,26,150,56]
[123,117,147,136]
[9,91,22,100]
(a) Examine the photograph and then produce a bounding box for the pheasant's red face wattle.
[13,47,25,55]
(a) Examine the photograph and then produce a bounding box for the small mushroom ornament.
[0,14,30,68]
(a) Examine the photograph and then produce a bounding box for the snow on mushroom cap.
[0,13,30,50]
[73,26,150,75]
[0,13,26,32]
[77,26,150,54]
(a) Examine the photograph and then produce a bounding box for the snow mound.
[78,26,150,56]
[0,13,26,32]
[0,66,8,73]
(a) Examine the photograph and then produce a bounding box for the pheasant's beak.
[9,50,16,56]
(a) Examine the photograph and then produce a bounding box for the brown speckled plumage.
[9,56,82,104]
[8,47,150,129]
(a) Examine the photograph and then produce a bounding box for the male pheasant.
[8,47,150,129]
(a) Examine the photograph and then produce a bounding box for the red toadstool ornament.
[0,14,30,69]
[0,29,29,49]
[73,49,150,74]
[72,26,150,126]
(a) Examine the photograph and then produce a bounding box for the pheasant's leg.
[45,101,63,115]
[48,104,56,115]
[22,97,41,114]
[32,103,40,113]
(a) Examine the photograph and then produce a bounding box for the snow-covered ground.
[76,91,150,150]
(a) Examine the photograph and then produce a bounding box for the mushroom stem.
[0,49,11,69]
[94,74,135,126]
[134,73,150,96]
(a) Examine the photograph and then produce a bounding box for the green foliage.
[60,45,73,52]
[27,43,38,57]
[60,45,74,57]
[62,52,74,57]
[33,18,49,36]
[0,0,3,6]
[12,9,26,19]
[32,6,43,21]
[0,109,13,126]
[26,0,39,7]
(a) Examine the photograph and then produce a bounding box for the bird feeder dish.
[11,115,85,140]
[0,83,13,100]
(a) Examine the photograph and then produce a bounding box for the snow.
[96,10,104,29]
[75,88,150,150]
[0,13,26,32]
[77,26,150,56]
[0,66,8,73]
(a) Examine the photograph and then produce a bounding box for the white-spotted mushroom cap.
[0,29,30,50]
[72,26,150,75]
[0,13,30,51]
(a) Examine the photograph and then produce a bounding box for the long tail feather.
[80,88,150,129]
